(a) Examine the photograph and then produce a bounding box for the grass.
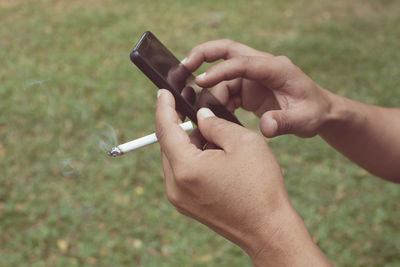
[1,0,400,266]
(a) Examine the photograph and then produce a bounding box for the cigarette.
[108,121,194,157]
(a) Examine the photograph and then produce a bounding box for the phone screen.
[131,31,241,126]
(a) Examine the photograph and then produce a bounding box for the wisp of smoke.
[24,79,50,90]
[60,158,81,177]
[96,122,118,153]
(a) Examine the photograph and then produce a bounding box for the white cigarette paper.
[109,121,194,156]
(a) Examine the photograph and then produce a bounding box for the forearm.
[248,206,332,267]
[319,90,400,182]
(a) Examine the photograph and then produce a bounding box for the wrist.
[318,88,357,137]
[247,204,332,266]
[244,203,297,259]
[245,205,309,262]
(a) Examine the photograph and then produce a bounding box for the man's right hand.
[182,39,338,138]
[182,39,400,182]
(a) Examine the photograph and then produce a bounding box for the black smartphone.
[130,31,241,126]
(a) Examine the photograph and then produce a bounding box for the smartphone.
[130,31,241,126]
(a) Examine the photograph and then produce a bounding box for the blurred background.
[1,0,399,266]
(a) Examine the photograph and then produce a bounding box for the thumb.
[197,108,246,151]
[260,110,301,138]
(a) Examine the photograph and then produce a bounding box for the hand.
[155,89,331,266]
[182,39,335,138]
[156,89,290,256]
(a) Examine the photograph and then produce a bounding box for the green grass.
[1,0,400,266]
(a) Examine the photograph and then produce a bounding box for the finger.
[189,128,206,149]
[195,55,292,90]
[210,78,242,106]
[182,39,270,72]
[196,108,250,152]
[203,142,219,150]
[260,109,306,138]
[177,111,185,123]
[209,79,243,113]
[156,89,200,166]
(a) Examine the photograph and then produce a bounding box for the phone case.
[130,32,198,123]
[130,31,241,126]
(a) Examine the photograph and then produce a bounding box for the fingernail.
[181,57,188,65]
[196,72,207,80]
[198,108,215,119]
[157,89,163,98]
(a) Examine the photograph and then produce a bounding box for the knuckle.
[221,38,235,47]
[222,39,238,54]
[273,56,296,88]
[277,113,293,134]
[237,55,250,65]
[239,131,263,146]
[166,191,181,207]
[173,165,198,186]
[156,124,168,142]
[275,55,293,67]
[188,44,206,60]
[208,118,228,136]
[190,44,202,55]
[167,191,179,207]
[275,55,296,74]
